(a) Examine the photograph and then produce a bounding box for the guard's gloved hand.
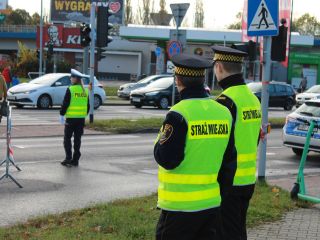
[59,115,65,125]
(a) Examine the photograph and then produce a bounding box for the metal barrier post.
[0,103,22,188]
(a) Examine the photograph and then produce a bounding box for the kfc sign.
[37,26,82,49]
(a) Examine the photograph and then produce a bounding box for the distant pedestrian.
[299,77,307,92]
[0,74,7,123]
[12,75,20,87]
[60,69,90,167]
[2,66,12,89]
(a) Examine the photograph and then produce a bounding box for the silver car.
[296,85,320,108]
[117,74,172,99]
[283,99,320,156]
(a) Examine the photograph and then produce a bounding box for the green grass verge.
[104,86,118,96]
[0,183,308,239]
[87,117,286,134]
[87,118,164,134]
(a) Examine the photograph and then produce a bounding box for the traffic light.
[271,19,288,62]
[80,23,91,47]
[36,49,40,59]
[97,47,107,61]
[231,40,257,61]
[96,6,113,48]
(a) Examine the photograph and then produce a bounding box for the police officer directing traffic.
[60,69,90,167]
[212,46,262,239]
[154,53,234,240]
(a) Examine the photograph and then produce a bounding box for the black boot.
[61,159,72,167]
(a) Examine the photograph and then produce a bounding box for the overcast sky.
[8,0,320,29]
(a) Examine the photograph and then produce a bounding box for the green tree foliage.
[135,0,155,25]
[125,0,133,25]
[194,0,204,28]
[14,42,38,77]
[291,13,320,36]
[227,12,242,30]
[30,13,40,25]
[5,9,32,25]
[159,0,167,14]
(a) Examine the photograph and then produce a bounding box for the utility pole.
[39,0,43,76]
[89,3,96,123]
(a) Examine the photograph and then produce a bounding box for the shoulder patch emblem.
[159,124,174,145]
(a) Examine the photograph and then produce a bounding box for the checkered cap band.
[214,53,244,63]
[174,66,205,77]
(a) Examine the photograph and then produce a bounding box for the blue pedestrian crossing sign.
[247,0,279,36]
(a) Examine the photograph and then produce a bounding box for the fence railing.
[0,25,36,33]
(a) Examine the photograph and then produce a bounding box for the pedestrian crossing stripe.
[248,0,277,32]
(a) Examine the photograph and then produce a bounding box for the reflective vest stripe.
[235,167,256,177]
[158,172,218,185]
[158,188,220,202]
[238,152,257,163]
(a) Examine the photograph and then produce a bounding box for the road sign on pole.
[170,3,190,28]
[247,0,279,36]
[167,40,182,59]
[169,3,189,107]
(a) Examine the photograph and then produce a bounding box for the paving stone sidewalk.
[248,175,320,240]
[248,206,320,240]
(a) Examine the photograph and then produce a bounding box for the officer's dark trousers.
[156,208,222,240]
[220,193,253,240]
[64,118,85,162]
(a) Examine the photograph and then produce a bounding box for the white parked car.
[282,99,320,156]
[7,73,106,109]
[296,85,320,108]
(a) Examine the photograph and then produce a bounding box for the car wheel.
[15,104,24,109]
[284,99,293,111]
[158,97,169,109]
[292,148,303,156]
[37,94,51,109]
[94,95,102,109]
[134,104,142,108]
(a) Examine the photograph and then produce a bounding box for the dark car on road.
[130,77,180,109]
[130,77,211,109]
[117,74,172,99]
[247,81,296,110]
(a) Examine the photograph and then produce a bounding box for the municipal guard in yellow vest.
[60,69,89,167]
[212,46,262,240]
[154,53,234,240]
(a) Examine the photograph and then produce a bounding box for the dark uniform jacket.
[216,74,259,196]
[60,86,90,125]
[154,86,236,196]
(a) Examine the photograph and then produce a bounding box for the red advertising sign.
[37,26,81,49]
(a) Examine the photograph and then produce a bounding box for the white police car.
[283,99,320,156]
[7,73,106,109]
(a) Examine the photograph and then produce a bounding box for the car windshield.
[247,82,262,92]
[137,76,158,84]
[147,77,173,88]
[306,85,320,93]
[296,102,320,117]
[30,74,62,85]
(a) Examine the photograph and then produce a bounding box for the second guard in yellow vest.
[154,53,235,240]
[60,69,89,167]
[212,45,262,240]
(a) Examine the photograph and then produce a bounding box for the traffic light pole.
[258,36,272,181]
[89,3,96,123]
[83,47,89,75]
